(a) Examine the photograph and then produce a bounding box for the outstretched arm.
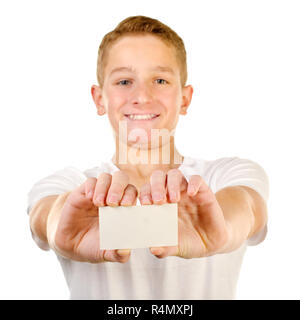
[215,185,268,253]
[139,169,268,258]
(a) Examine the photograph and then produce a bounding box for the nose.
[131,82,153,105]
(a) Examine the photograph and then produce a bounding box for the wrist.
[216,186,255,253]
[29,195,59,245]
[218,221,236,254]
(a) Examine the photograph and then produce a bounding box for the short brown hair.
[96,15,187,88]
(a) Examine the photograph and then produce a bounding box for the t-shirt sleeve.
[211,157,270,246]
[27,166,88,250]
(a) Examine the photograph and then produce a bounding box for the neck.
[111,136,184,181]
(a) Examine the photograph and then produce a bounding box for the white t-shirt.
[27,156,269,300]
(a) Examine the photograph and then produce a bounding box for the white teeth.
[127,114,157,120]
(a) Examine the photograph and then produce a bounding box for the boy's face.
[92,34,193,148]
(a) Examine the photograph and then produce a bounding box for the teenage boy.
[28,16,269,299]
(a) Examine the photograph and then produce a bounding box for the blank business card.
[99,203,178,250]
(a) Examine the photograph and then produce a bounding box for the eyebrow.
[109,66,175,77]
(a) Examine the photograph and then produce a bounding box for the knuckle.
[109,182,124,195]
[197,175,205,185]
[152,169,165,177]
[95,178,111,195]
[98,172,112,181]
[110,172,129,192]
[168,168,181,177]
[85,177,97,193]
[150,170,165,181]
[96,175,111,189]
[167,170,183,190]
[86,177,97,184]
[113,170,129,182]
[190,175,201,183]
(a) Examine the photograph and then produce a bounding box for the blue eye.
[156,79,167,84]
[117,80,131,85]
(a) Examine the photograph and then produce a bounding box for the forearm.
[29,195,59,244]
[46,191,71,250]
[215,186,256,253]
[29,192,70,246]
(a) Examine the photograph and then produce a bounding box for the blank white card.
[99,203,178,250]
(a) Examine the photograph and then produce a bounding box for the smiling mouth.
[124,114,160,120]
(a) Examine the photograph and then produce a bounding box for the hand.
[139,169,230,259]
[47,171,137,263]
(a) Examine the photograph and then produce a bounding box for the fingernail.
[152,192,164,202]
[96,194,105,205]
[169,191,178,202]
[151,248,163,255]
[108,193,120,204]
[117,249,130,256]
[141,195,151,204]
[121,196,132,205]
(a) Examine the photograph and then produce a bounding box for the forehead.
[105,34,179,72]
[111,34,172,49]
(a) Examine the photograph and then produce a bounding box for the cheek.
[163,90,182,129]
[161,89,181,115]
[106,89,127,115]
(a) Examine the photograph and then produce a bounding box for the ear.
[91,85,106,116]
[179,85,193,115]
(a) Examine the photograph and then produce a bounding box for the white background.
[0,0,299,299]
